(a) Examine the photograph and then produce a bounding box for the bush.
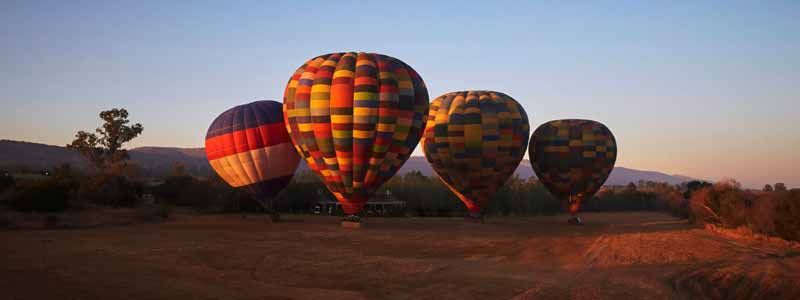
[684,180,712,199]
[689,188,717,224]
[382,171,465,217]
[688,180,800,241]
[749,194,777,235]
[773,190,800,241]
[78,174,143,207]
[274,172,328,213]
[581,187,689,218]
[489,176,561,216]
[2,179,74,212]
[152,175,221,210]
[662,190,690,218]
[690,181,748,226]
[0,173,15,193]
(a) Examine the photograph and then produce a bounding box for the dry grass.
[1,212,798,300]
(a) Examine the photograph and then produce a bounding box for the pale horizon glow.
[1,1,798,189]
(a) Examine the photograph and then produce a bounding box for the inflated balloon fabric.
[283,52,429,214]
[422,91,529,213]
[205,100,300,198]
[529,119,617,203]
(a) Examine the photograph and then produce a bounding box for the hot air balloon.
[283,52,429,226]
[421,91,530,222]
[529,119,617,224]
[205,100,301,221]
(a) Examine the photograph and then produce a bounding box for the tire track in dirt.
[514,218,703,299]
[670,231,800,300]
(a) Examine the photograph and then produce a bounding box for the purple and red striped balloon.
[205,100,300,198]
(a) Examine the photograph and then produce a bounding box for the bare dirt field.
[1,212,799,300]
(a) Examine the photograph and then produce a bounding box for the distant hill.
[606,167,694,186]
[128,146,211,176]
[396,157,694,186]
[0,140,211,176]
[0,139,694,185]
[0,140,87,170]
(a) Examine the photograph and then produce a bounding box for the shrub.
[689,188,719,224]
[716,190,752,228]
[662,191,690,218]
[773,190,800,241]
[0,173,14,193]
[687,181,800,242]
[684,180,712,199]
[749,194,777,235]
[275,172,328,213]
[78,174,142,207]
[152,175,219,209]
[3,179,74,212]
[383,171,465,217]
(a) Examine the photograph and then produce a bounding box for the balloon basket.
[269,212,281,223]
[341,221,363,229]
[567,216,583,225]
[464,212,484,223]
[341,214,362,229]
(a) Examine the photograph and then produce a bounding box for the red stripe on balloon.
[205,123,290,160]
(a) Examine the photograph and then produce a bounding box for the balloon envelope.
[422,91,530,213]
[283,52,429,215]
[205,100,300,199]
[529,119,617,212]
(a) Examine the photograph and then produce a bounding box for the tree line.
[1,108,797,242]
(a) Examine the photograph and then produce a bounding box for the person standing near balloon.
[205,100,301,222]
[421,91,530,222]
[529,119,617,224]
[283,52,429,227]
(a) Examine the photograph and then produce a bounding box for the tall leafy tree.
[684,180,712,199]
[67,108,143,172]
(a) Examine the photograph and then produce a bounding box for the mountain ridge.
[0,139,695,185]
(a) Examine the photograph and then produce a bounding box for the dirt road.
[1,212,798,299]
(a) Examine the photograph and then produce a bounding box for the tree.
[53,163,77,178]
[763,184,774,192]
[67,108,143,172]
[684,180,712,199]
[774,183,787,192]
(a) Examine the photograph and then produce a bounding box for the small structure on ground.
[312,189,405,217]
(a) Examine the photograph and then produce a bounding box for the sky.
[1,1,798,189]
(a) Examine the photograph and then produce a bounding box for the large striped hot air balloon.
[421,91,530,221]
[529,119,617,224]
[283,52,429,225]
[205,100,300,220]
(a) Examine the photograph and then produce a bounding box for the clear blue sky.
[1,1,798,188]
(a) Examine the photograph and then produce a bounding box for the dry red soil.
[1,212,798,299]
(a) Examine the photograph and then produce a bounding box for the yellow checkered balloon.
[421,91,529,214]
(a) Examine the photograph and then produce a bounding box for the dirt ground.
[1,212,799,300]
